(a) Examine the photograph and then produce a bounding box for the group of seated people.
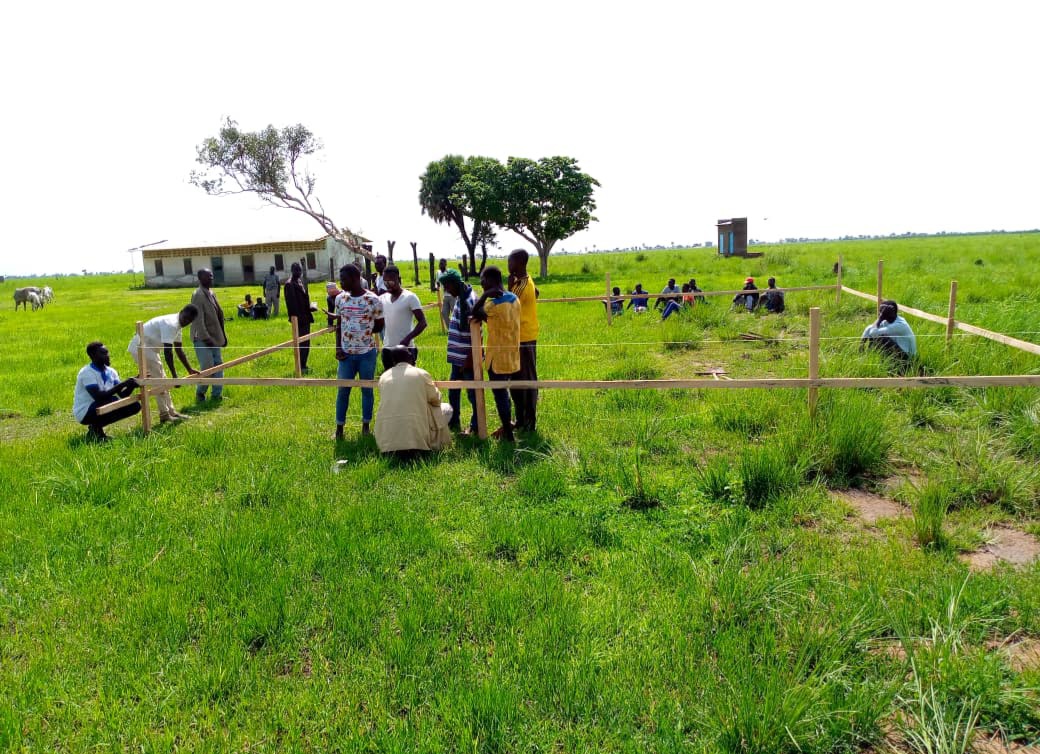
[732,277,785,313]
[604,278,706,317]
[237,294,270,319]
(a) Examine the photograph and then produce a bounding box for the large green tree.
[455,156,599,277]
[191,118,369,258]
[418,155,497,276]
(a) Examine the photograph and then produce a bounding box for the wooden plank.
[141,374,1040,391]
[469,319,488,439]
[946,280,958,348]
[95,394,140,416]
[808,307,820,417]
[136,320,151,434]
[605,272,613,326]
[877,259,884,314]
[291,316,302,378]
[836,255,843,305]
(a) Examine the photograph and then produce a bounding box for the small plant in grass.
[817,392,891,485]
[694,455,736,504]
[913,481,951,549]
[739,444,801,509]
[615,421,662,509]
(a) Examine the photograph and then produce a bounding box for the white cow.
[28,291,42,311]
[41,286,53,304]
[13,286,41,311]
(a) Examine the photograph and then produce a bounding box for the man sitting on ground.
[688,279,705,303]
[760,278,785,313]
[861,299,917,369]
[73,341,141,442]
[655,278,681,310]
[627,284,650,313]
[662,284,691,320]
[252,296,269,319]
[374,346,453,458]
[603,286,624,316]
[237,294,253,318]
[733,277,759,311]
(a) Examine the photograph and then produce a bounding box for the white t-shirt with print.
[380,290,423,348]
[334,291,384,355]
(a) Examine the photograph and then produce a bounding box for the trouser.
[510,341,538,431]
[267,294,280,318]
[133,348,176,418]
[336,348,378,424]
[863,336,911,369]
[448,363,478,431]
[192,342,224,399]
[661,301,682,320]
[80,401,142,431]
[487,367,515,435]
[298,319,311,369]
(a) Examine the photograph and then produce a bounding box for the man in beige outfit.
[128,306,199,423]
[374,346,452,457]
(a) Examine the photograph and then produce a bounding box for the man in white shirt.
[73,341,141,441]
[374,346,452,457]
[379,265,427,349]
[127,305,200,423]
[861,299,917,370]
[373,254,389,295]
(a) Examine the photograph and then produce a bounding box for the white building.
[142,235,367,288]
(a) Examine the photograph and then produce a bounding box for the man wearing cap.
[439,268,480,434]
[733,277,759,311]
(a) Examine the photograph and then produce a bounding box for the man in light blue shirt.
[861,300,917,368]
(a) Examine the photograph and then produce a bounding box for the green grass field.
[1,234,1039,752]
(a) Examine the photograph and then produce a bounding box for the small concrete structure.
[142,235,366,288]
[716,218,750,257]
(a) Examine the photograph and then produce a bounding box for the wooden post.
[469,319,488,440]
[946,280,958,349]
[808,307,820,418]
[428,253,437,292]
[436,286,446,332]
[605,272,613,325]
[136,320,152,434]
[291,316,302,378]
[876,259,884,315]
[410,241,420,286]
[835,255,843,305]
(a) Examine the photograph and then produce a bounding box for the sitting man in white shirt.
[73,341,141,442]
[861,299,917,370]
[374,346,453,459]
[379,265,427,350]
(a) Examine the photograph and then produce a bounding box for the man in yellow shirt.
[507,249,539,432]
[472,265,520,442]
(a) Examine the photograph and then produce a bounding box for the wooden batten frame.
[946,280,958,348]
[876,259,884,314]
[136,321,151,434]
[469,319,489,439]
[537,284,835,304]
[808,307,820,417]
[95,393,140,416]
[436,286,446,332]
[291,316,302,377]
[605,272,613,325]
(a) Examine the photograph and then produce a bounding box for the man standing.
[373,254,389,295]
[73,341,141,441]
[472,265,520,442]
[507,249,539,433]
[437,258,455,328]
[284,262,314,373]
[374,346,452,457]
[439,268,479,434]
[332,264,385,439]
[263,266,281,318]
[127,305,199,423]
[380,265,427,349]
[190,268,227,403]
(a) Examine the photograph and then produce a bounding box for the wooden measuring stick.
[946,280,958,348]
[605,272,613,325]
[291,316,302,378]
[136,320,151,434]
[808,307,820,418]
[877,259,884,314]
[436,286,446,332]
[469,319,488,439]
[836,255,843,305]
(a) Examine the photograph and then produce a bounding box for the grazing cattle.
[13,286,41,311]
[42,286,53,304]
[28,291,42,311]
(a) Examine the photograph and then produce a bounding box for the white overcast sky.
[1,0,1037,275]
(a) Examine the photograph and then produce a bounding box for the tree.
[418,155,496,277]
[455,156,598,277]
[191,118,370,259]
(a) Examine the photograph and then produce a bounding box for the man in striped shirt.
[439,269,479,434]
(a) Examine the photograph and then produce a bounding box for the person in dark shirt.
[733,277,759,311]
[760,278,785,313]
[284,262,314,373]
[627,284,650,312]
[252,297,269,319]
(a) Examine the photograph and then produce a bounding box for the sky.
[1,0,1037,275]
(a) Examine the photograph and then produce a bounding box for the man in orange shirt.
[507,249,539,432]
[472,265,520,442]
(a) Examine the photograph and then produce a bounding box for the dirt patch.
[959,527,1040,572]
[972,732,1040,753]
[986,636,1040,673]
[835,489,909,525]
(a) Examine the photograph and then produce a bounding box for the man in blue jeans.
[331,264,385,440]
[189,268,227,402]
[439,268,479,434]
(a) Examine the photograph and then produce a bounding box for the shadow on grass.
[334,432,380,462]
[468,430,556,475]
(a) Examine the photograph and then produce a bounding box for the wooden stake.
[808,307,820,418]
[436,286,446,332]
[291,316,302,377]
[136,320,151,434]
[469,319,488,439]
[835,255,843,305]
[605,272,613,325]
[876,259,884,314]
[946,280,958,349]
